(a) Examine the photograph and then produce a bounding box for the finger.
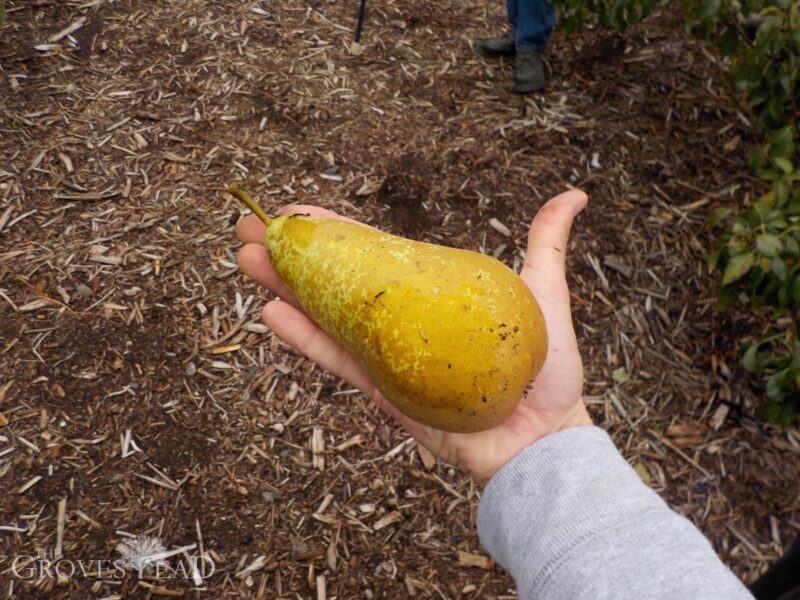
[263,300,439,445]
[236,214,266,244]
[524,189,587,276]
[238,205,370,244]
[521,190,586,305]
[237,243,300,306]
[370,392,441,451]
[281,204,361,223]
[262,300,375,393]
[283,204,379,230]
[243,204,436,442]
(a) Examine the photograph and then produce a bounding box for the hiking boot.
[514,51,545,93]
[474,33,516,59]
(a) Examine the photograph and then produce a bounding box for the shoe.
[474,33,516,59]
[514,51,545,93]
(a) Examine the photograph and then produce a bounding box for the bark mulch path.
[1,0,799,598]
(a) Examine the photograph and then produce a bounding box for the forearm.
[477,427,753,600]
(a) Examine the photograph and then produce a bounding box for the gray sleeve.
[477,427,753,600]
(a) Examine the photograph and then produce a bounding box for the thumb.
[521,190,587,313]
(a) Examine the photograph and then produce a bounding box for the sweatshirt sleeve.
[477,426,753,600]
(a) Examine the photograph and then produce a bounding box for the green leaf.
[789,190,800,215]
[772,256,789,281]
[775,157,794,174]
[708,207,732,228]
[785,236,799,257]
[611,2,626,30]
[762,169,785,182]
[753,199,774,219]
[757,400,782,422]
[767,94,787,125]
[731,219,749,234]
[779,400,797,426]
[708,246,723,269]
[767,370,788,401]
[742,342,761,372]
[698,0,720,19]
[766,212,790,229]
[612,367,630,383]
[722,252,755,285]
[778,284,790,307]
[756,233,783,256]
[718,25,740,56]
[749,146,768,171]
[730,54,760,91]
[768,126,796,161]
[633,462,651,484]
[775,180,790,206]
[716,283,739,310]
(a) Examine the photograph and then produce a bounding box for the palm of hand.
[236,190,590,484]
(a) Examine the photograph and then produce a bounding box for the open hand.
[236,190,591,484]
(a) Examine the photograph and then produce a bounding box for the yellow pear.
[230,185,547,433]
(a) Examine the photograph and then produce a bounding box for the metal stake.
[354,0,367,43]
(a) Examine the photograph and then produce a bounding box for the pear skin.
[265,215,548,432]
[231,187,548,433]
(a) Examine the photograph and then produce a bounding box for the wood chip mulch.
[1,0,798,598]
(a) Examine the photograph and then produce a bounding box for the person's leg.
[474,0,517,59]
[514,0,555,52]
[512,0,553,92]
[507,0,519,35]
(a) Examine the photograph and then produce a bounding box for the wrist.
[558,400,593,431]
[475,400,592,487]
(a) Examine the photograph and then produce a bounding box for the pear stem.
[228,183,271,226]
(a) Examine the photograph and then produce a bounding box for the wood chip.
[603,254,633,278]
[417,444,437,470]
[17,475,43,494]
[136,582,185,597]
[710,404,729,431]
[210,344,241,355]
[666,423,707,437]
[312,427,325,471]
[313,513,338,525]
[48,16,87,43]
[236,555,268,579]
[163,151,192,163]
[356,178,384,196]
[55,497,67,556]
[404,573,417,596]
[373,511,403,531]
[488,218,511,237]
[334,434,364,452]
[457,551,492,569]
[316,574,327,600]
[75,510,102,530]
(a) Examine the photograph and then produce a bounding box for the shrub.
[555,0,800,423]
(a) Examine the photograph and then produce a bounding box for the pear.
[230,184,548,433]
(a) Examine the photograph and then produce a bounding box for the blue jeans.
[507,0,555,52]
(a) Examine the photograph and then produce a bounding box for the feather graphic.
[115,536,168,576]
